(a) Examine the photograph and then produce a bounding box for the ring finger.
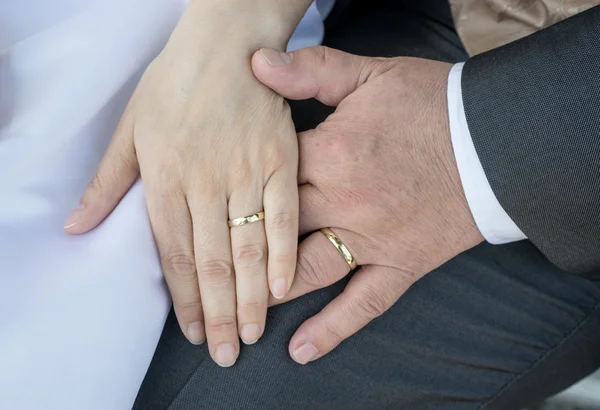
[228,186,269,345]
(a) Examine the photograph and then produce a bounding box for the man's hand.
[253,47,484,364]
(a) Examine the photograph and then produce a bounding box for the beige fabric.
[450,0,600,55]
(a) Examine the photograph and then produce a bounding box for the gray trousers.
[133,1,600,408]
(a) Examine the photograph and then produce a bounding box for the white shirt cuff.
[447,63,527,244]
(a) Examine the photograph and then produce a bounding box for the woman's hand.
[64,1,309,367]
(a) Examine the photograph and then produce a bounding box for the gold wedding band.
[228,211,265,228]
[320,228,358,270]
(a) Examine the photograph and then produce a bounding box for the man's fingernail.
[215,343,238,367]
[186,321,206,345]
[272,278,287,299]
[260,49,292,67]
[292,343,318,365]
[241,324,261,345]
[63,203,85,229]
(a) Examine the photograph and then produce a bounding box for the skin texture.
[254,46,485,364]
[63,0,312,367]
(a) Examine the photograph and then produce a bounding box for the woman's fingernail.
[215,344,237,367]
[272,278,287,299]
[63,203,85,229]
[292,343,318,365]
[260,49,292,67]
[241,324,261,345]
[186,321,206,345]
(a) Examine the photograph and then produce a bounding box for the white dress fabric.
[0,1,332,409]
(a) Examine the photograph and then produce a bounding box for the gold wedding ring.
[228,211,265,228]
[320,228,358,270]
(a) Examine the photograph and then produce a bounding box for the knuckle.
[90,150,137,197]
[270,252,295,269]
[164,252,196,279]
[264,149,287,174]
[198,176,221,198]
[351,286,390,319]
[315,46,331,70]
[173,299,203,312]
[269,212,296,232]
[238,300,267,313]
[296,249,330,287]
[153,160,182,187]
[205,315,237,332]
[198,259,233,284]
[264,140,295,173]
[230,167,252,190]
[88,172,106,195]
[161,143,186,166]
[323,320,345,344]
[234,244,265,266]
[360,58,385,82]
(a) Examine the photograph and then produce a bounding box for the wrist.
[431,63,484,250]
[183,0,312,51]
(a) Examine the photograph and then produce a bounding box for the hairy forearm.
[179,0,314,51]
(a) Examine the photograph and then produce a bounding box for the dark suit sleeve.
[461,5,600,275]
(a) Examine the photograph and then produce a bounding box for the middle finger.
[189,191,239,367]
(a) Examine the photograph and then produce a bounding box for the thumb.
[252,46,390,106]
[288,265,404,365]
[64,115,139,234]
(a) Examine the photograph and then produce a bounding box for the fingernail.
[63,203,85,229]
[241,324,261,345]
[186,321,206,345]
[292,343,318,365]
[260,48,292,67]
[272,278,287,299]
[215,343,237,367]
